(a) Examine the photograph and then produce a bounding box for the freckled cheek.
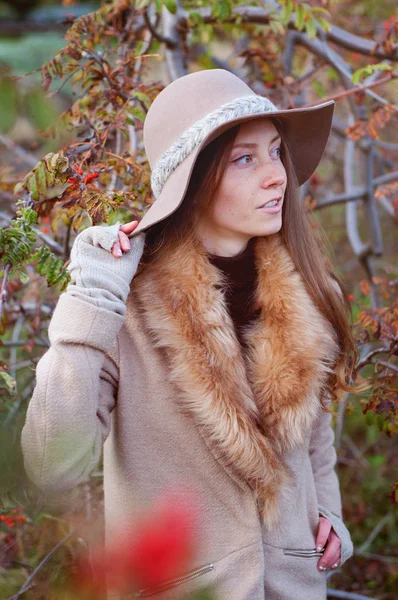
[212,198,235,223]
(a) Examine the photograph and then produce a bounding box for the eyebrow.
[233,134,281,149]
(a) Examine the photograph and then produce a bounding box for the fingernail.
[332,563,339,568]
[316,546,323,552]
[318,565,326,571]
[116,249,122,256]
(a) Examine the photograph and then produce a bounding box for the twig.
[144,7,175,47]
[305,71,395,109]
[7,528,76,600]
[327,591,377,600]
[357,346,392,370]
[103,150,143,171]
[63,223,72,262]
[0,263,12,319]
[107,129,122,193]
[375,360,398,374]
[357,512,393,553]
[9,316,24,380]
[163,2,187,81]
[6,584,37,600]
[2,340,49,348]
[334,392,349,451]
[342,435,369,469]
[3,379,35,428]
[355,551,398,563]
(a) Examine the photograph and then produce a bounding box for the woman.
[21,69,364,600]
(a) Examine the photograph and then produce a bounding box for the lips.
[258,196,282,209]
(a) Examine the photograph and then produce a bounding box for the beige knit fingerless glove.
[66,222,146,316]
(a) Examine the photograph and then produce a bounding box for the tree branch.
[357,512,393,553]
[8,528,76,600]
[327,591,377,600]
[357,346,392,370]
[0,263,11,320]
[179,5,398,61]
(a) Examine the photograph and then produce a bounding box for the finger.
[111,241,123,258]
[118,231,131,253]
[315,517,332,552]
[119,220,139,234]
[318,532,341,571]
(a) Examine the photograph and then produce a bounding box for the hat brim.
[129,100,335,239]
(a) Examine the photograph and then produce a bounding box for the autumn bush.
[0,1,397,598]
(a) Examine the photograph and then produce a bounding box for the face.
[196,118,287,257]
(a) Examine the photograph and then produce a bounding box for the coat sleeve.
[20,293,124,496]
[309,406,354,565]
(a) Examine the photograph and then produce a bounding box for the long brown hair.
[142,117,369,405]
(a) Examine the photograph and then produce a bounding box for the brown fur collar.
[131,232,340,529]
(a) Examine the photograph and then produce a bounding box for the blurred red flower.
[74,488,201,598]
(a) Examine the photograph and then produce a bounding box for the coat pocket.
[282,547,324,558]
[132,563,215,598]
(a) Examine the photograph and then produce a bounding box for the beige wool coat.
[21,231,354,600]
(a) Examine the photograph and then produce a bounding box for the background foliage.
[0,1,397,598]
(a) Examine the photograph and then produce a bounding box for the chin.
[253,220,282,237]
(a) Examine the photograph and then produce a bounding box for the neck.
[195,222,252,258]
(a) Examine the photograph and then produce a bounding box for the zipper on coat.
[133,563,215,597]
[282,548,325,558]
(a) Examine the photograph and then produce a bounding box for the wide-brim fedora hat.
[129,68,335,238]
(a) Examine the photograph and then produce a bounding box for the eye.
[272,146,282,158]
[233,154,253,165]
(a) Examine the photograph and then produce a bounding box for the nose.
[260,162,286,191]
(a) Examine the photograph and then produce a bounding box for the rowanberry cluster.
[0,507,26,528]
[67,164,99,186]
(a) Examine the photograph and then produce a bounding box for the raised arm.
[21,222,145,496]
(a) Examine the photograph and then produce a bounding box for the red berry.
[72,165,83,175]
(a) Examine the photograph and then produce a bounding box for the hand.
[66,221,146,314]
[315,516,341,572]
[111,220,139,259]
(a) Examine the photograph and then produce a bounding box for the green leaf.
[317,17,331,32]
[295,5,305,31]
[163,0,177,14]
[18,271,29,284]
[368,454,385,467]
[187,11,204,26]
[0,372,16,395]
[312,80,326,98]
[212,0,232,20]
[131,90,151,104]
[269,19,285,36]
[305,16,317,39]
[327,67,339,81]
[281,0,293,25]
[311,7,330,15]
[135,0,152,8]
[352,67,367,85]
[129,107,146,122]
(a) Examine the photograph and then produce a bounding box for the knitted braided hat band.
[129,69,335,238]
